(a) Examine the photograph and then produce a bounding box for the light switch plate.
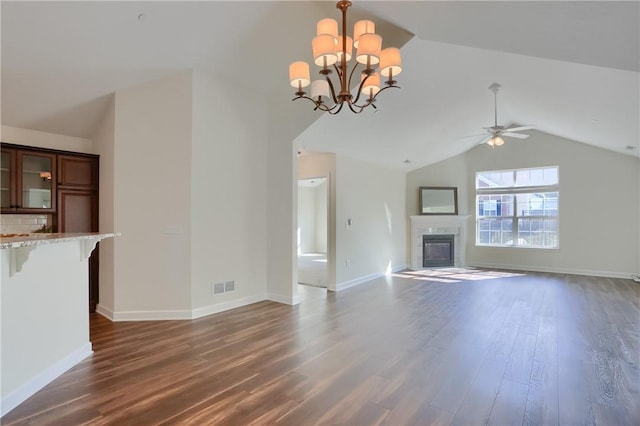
[163,224,182,235]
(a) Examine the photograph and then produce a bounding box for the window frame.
[475,166,559,249]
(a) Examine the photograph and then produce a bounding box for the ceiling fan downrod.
[489,82,501,129]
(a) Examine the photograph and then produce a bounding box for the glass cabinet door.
[20,153,54,209]
[0,150,12,209]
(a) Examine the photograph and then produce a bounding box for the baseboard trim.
[1,342,93,417]
[267,292,300,305]
[337,273,379,291]
[336,265,407,291]
[107,295,275,322]
[95,304,114,321]
[468,262,637,279]
[111,309,192,322]
[191,294,267,319]
[393,264,408,273]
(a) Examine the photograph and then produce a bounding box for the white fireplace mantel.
[410,215,471,270]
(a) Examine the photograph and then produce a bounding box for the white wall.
[190,70,268,312]
[92,70,272,319]
[405,154,469,263]
[298,185,317,254]
[1,241,91,415]
[112,71,193,315]
[315,180,328,253]
[297,181,327,254]
[0,123,120,314]
[1,125,94,154]
[93,97,115,313]
[266,101,321,304]
[407,130,640,277]
[335,155,407,289]
[298,153,337,290]
[406,154,469,218]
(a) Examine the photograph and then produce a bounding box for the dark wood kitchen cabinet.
[57,187,100,312]
[57,154,99,190]
[1,147,56,213]
[56,155,100,312]
[2,142,100,312]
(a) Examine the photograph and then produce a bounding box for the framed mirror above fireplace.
[419,186,458,215]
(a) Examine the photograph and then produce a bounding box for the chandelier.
[288,0,402,114]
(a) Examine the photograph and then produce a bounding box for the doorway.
[297,177,328,288]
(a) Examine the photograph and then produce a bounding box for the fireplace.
[410,215,469,270]
[423,234,454,267]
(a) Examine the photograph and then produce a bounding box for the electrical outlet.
[345,259,350,268]
[213,282,225,295]
[224,280,235,292]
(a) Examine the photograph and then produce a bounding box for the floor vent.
[213,281,235,295]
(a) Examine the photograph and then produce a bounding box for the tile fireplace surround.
[410,215,470,270]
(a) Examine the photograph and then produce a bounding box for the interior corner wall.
[93,97,115,313]
[266,103,320,304]
[265,133,298,304]
[0,125,95,154]
[335,155,407,289]
[298,152,337,290]
[112,71,193,315]
[407,130,640,277]
[315,180,328,253]
[405,154,470,265]
[190,70,268,311]
[405,155,470,218]
[298,186,317,254]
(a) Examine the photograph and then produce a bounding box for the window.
[476,166,558,248]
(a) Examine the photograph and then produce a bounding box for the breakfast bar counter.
[1,232,117,277]
[0,232,118,248]
[1,232,118,416]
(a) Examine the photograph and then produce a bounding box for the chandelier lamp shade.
[288,0,402,114]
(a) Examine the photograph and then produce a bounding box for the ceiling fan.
[477,82,535,147]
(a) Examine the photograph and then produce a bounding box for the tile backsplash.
[0,214,51,233]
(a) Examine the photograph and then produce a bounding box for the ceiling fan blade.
[460,132,488,139]
[504,125,535,132]
[502,132,530,139]
[479,135,492,145]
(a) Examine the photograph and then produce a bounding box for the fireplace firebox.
[423,234,454,267]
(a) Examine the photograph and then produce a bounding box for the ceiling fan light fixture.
[479,82,535,148]
[488,136,504,147]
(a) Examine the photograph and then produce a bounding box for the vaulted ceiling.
[2,1,638,170]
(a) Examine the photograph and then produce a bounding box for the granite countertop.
[0,232,119,249]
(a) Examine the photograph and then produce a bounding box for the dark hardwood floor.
[3,268,639,425]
